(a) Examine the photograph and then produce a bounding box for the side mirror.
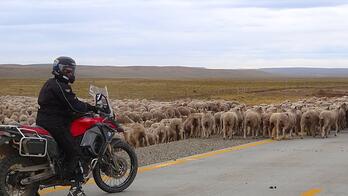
[96,93,103,102]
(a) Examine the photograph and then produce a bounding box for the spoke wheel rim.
[99,145,133,188]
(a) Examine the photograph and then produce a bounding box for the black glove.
[116,126,125,132]
[112,118,124,132]
[86,103,98,113]
[96,105,111,114]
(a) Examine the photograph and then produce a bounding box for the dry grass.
[1,78,348,105]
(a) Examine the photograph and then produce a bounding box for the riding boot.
[64,157,81,180]
[67,182,86,196]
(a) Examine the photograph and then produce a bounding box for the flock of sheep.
[1,95,348,149]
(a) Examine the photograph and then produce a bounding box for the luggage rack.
[0,125,48,157]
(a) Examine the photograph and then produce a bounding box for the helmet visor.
[59,64,76,76]
[59,64,76,83]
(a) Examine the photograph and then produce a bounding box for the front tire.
[93,139,138,193]
[0,154,39,196]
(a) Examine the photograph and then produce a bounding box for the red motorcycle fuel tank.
[70,117,105,137]
[70,117,118,137]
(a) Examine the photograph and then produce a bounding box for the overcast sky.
[1,0,348,69]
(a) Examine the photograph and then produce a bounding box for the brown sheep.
[285,110,297,139]
[19,114,28,122]
[145,130,159,146]
[151,123,168,143]
[213,111,223,135]
[183,113,202,139]
[230,107,244,136]
[3,109,12,118]
[0,114,4,124]
[337,103,347,131]
[221,112,238,140]
[164,107,176,118]
[28,117,36,126]
[269,113,291,140]
[144,120,154,128]
[27,107,36,116]
[206,102,220,112]
[261,112,272,137]
[177,106,191,117]
[151,109,167,122]
[300,110,320,138]
[243,108,262,139]
[123,123,148,148]
[294,108,303,136]
[172,107,181,118]
[126,111,143,123]
[319,110,339,138]
[116,113,134,124]
[141,111,153,121]
[4,117,19,125]
[201,111,214,138]
[167,118,184,141]
[10,113,19,122]
[30,111,38,119]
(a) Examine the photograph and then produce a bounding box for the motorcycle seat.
[20,125,52,137]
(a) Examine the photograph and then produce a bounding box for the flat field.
[1,78,348,105]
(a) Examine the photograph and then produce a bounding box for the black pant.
[49,125,81,162]
[36,115,82,179]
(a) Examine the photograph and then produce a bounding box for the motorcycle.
[0,85,138,195]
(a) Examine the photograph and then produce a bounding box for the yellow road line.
[301,188,321,196]
[39,139,274,195]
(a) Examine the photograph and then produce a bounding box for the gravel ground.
[135,136,261,167]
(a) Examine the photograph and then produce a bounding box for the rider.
[36,56,97,196]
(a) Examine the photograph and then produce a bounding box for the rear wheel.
[93,139,138,193]
[0,154,39,196]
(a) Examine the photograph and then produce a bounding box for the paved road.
[45,131,348,196]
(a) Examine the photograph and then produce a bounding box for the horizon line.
[0,64,347,70]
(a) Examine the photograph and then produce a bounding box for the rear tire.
[0,154,39,196]
[93,139,138,193]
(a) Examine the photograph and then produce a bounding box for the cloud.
[0,0,347,68]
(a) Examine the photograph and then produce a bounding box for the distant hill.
[0,64,277,79]
[260,68,348,77]
[0,64,347,79]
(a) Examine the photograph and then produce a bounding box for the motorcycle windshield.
[89,85,108,98]
[89,85,113,115]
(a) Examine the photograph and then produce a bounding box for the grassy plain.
[1,78,348,105]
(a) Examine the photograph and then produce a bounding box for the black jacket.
[36,77,95,126]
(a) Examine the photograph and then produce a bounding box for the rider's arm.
[54,79,97,113]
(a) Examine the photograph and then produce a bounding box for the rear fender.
[0,135,12,146]
[0,144,17,159]
[0,128,18,158]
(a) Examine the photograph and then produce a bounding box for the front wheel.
[93,139,138,193]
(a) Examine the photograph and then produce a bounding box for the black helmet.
[52,56,76,83]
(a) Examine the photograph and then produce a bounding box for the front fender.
[110,137,123,145]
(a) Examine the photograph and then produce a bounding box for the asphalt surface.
[44,130,348,196]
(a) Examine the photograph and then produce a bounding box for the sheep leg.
[145,135,150,146]
[321,126,326,138]
[190,126,194,138]
[282,127,286,140]
[335,122,338,136]
[229,127,233,140]
[223,123,226,140]
[243,126,247,139]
